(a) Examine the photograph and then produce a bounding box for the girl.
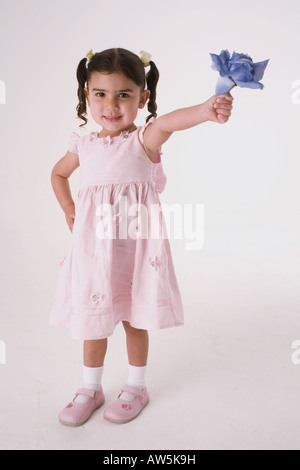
[50,47,233,426]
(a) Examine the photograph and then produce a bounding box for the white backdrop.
[0,0,300,450]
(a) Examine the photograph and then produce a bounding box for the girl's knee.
[122,321,147,334]
[122,321,135,332]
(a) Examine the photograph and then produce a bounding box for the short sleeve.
[68,132,80,154]
[138,117,162,164]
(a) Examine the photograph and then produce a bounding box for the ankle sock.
[120,364,147,402]
[74,365,104,404]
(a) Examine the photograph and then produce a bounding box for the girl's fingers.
[216,98,233,105]
[218,114,230,123]
[214,103,232,111]
[217,108,231,117]
[213,102,233,110]
[217,93,234,101]
[210,93,233,123]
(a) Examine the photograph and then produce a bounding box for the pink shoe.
[104,385,149,424]
[59,387,105,426]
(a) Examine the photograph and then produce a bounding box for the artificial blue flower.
[210,49,269,95]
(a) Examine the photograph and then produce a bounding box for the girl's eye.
[95,92,129,98]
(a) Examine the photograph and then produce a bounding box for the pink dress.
[49,118,184,340]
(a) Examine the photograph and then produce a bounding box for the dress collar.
[89,129,135,148]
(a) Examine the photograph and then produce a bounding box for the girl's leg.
[84,338,108,367]
[75,338,108,404]
[122,321,148,366]
[121,321,148,401]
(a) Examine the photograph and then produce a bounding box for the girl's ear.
[139,89,150,109]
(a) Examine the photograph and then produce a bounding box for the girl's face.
[85,71,150,136]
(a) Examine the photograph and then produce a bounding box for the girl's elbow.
[51,165,59,181]
[51,165,65,183]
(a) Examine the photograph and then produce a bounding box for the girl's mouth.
[104,116,122,122]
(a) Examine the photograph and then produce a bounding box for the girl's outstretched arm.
[143,93,233,159]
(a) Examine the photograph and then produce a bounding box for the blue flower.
[210,49,269,95]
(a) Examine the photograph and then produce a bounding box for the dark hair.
[76,48,159,127]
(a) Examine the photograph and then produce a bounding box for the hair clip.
[140,50,151,67]
[86,49,94,61]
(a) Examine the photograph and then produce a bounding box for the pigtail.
[145,60,159,123]
[76,58,88,127]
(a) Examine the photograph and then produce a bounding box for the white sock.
[74,365,104,404]
[120,364,147,402]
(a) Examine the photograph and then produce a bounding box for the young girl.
[50,47,233,426]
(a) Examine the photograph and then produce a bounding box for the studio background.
[0,0,299,450]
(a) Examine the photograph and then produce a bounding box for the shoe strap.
[121,385,146,399]
[75,388,97,398]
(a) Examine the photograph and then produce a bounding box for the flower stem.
[228,84,237,93]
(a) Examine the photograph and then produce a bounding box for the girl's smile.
[104,116,122,121]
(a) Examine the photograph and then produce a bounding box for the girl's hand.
[64,203,76,233]
[206,92,233,124]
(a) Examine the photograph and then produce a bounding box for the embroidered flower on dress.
[89,130,131,147]
[89,132,112,148]
[148,256,159,271]
[120,130,130,141]
[90,293,105,304]
[101,135,112,148]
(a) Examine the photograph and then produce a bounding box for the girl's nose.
[106,96,119,110]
